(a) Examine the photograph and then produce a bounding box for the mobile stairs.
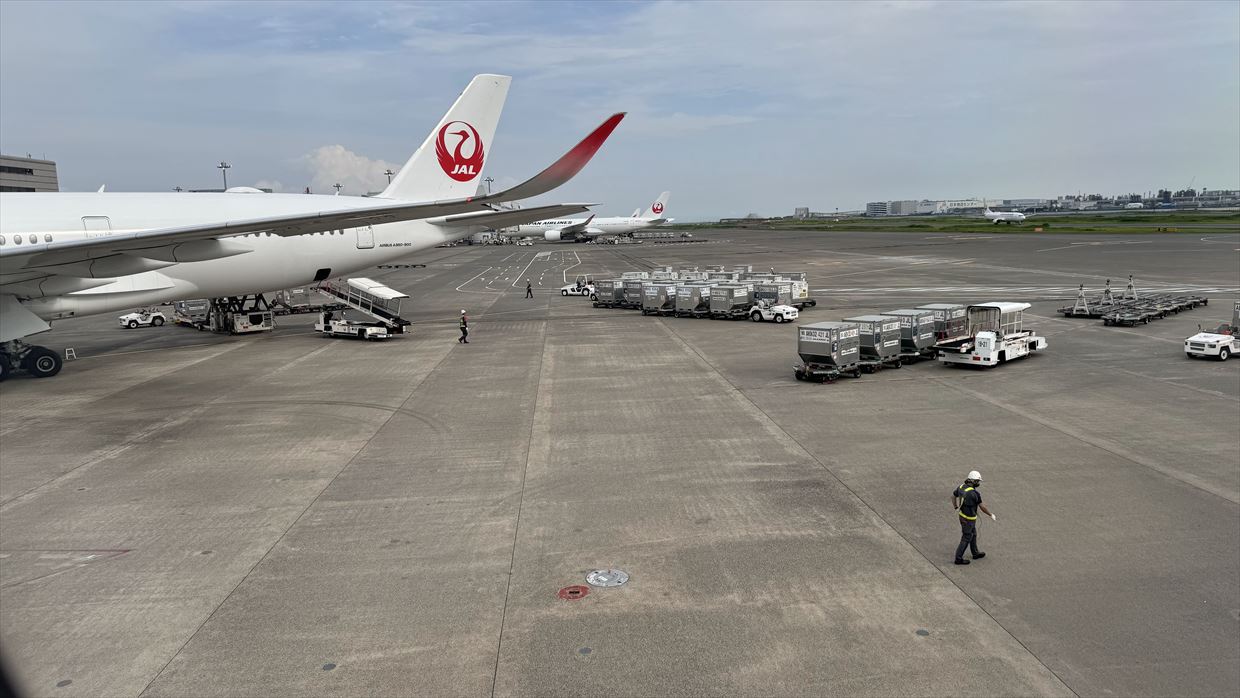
[315,278,413,335]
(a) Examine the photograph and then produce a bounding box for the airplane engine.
[544,230,564,242]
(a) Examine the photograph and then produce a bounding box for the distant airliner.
[983,205,1027,224]
[502,191,671,242]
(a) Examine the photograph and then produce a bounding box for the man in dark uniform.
[953,470,995,565]
[458,309,469,343]
[526,280,534,299]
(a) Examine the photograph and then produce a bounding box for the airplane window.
[13,235,21,244]
[0,235,6,245]
[29,234,37,244]
[44,234,53,242]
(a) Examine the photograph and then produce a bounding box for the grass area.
[675,212,1240,235]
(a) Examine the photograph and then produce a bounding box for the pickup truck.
[118,309,167,328]
[749,301,799,324]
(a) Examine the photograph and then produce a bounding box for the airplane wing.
[0,113,625,272]
[427,204,595,230]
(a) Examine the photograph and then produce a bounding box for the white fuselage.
[0,192,475,320]
[984,208,1026,223]
[505,216,657,239]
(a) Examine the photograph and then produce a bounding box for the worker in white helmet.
[458,309,469,344]
[952,470,995,565]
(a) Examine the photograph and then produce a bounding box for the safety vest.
[958,486,977,520]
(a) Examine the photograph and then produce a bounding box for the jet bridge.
[316,277,412,334]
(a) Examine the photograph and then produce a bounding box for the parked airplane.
[501,191,671,242]
[983,206,1027,224]
[0,74,625,380]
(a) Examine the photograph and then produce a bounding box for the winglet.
[476,113,625,203]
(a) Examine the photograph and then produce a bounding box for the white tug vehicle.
[749,299,799,324]
[1184,300,1239,361]
[118,308,167,329]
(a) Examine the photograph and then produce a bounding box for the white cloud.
[299,145,400,196]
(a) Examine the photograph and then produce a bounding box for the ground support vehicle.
[271,286,337,316]
[709,284,755,320]
[935,302,1047,368]
[561,282,595,296]
[315,278,412,335]
[314,311,389,340]
[1185,300,1239,360]
[591,279,625,308]
[794,322,862,383]
[748,300,799,324]
[118,309,167,329]
[1184,332,1235,361]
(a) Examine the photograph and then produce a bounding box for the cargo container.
[774,271,808,282]
[621,279,645,308]
[675,282,714,317]
[842,314,903,368]
[880,309,937,355]
[641,281,678,315]
[620,271,650,280]
[651,270,679,281]
[679,270,709,281]
[788,279,816,309]
[707,271,739,282]
[916,303,968,340]
[592,279,625,308]
[794,322,863,382]
[709,284,754,319]
[754,281,794,307]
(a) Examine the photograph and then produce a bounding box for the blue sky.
[2,0,1237,220]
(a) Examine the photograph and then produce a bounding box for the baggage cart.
[794,322,863,383]
[641,281,678,315]
[675,282,714,317]
[843,314,903,370]
[880,308,937,360]
[709,284,754,319]
[916,303,968,341]
[620,280,645,309]
[592,279,625,308]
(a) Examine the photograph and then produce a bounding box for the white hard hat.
[967,470,982,482]
[461,309,467,314]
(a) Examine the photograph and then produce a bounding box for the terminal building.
[0,154,59,192]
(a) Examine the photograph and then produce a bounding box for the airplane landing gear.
[0,340,63,380]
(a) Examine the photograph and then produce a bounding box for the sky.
[1,0,1237,220]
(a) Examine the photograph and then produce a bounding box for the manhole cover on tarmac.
[558,585,590,600]
[586,569,629,587]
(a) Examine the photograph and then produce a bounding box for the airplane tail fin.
[641,191,671,220]
[631,208,641,218]
[379,74,512,202]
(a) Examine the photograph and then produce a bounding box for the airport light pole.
[217,161,231,191]
[333,183,343,195]
[484,176,494,194]
[384,169,395,184]
[173,186,183,193]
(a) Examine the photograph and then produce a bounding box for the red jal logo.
[435,121,484,181]
[651,202,664,214]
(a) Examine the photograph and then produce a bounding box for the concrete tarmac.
[1,230,1237,697]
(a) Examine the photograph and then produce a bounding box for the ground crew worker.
[952,470,995,565]
[526,280,533,298]
[458,310,469,343]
